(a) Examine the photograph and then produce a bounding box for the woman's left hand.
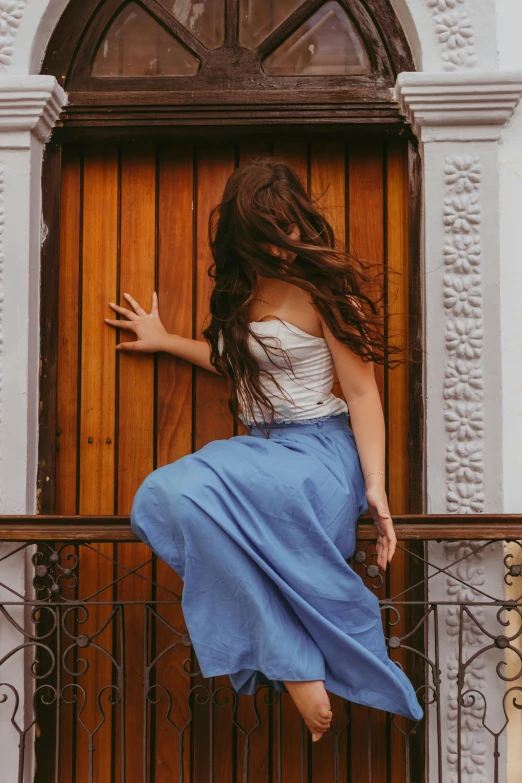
[365,483,396,571]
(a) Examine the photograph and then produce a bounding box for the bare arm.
[104,292,219,374]
[321,317,396,570]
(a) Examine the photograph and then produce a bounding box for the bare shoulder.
[251,280,323,338]
[285,285,322,337]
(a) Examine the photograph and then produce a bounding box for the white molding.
[0,1,27,74]
[398,66,518,782]
[0,165,4,508]
[0,70,64,782]
[0,75,65,147]
[395,71,522,140]
[422,0,477,71]
[442,155,484,513]
[422,141,507,782]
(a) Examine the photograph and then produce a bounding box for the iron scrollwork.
[0,536,520,782]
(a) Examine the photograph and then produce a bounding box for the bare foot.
[284,680,332,742]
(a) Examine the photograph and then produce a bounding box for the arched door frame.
[41,0,415,129]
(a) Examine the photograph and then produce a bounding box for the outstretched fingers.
[108,302,137,320]
[387,532,396,562]
[104,318,137,331]
[151,291,160,315]
[116,340,141,351]
[376,534,388,570]
[123,291,148,316]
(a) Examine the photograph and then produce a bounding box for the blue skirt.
[130,412,424,722]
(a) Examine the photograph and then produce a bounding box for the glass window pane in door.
[239,0,304,50]
[262,1,370,76]
[92,2,200,76]
[156,0,225,49]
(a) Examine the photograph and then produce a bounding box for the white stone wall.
[0,8,67,782]
[497,0,522,513]
[497,0,522,774]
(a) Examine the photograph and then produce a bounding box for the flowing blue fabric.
[131,412,424,721]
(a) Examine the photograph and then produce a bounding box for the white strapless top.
[222,319,348,424]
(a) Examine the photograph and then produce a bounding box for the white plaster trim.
[398,66,519,780]
[0,75,65,146]
[0,67,62,771]
[0,1,27,73]
[423,145,508,780]
[442,155,484,515]
[0,77,63,506]
[0,165,4,502]
[395,71,522,140]
[423,0,476,71]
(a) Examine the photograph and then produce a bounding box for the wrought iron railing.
[1,515,521,783]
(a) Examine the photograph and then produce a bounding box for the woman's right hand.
[365,481,396,571]
[104,291,171,353]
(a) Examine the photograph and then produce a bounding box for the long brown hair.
[203,157,403,428]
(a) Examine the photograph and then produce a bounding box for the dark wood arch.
[42,0,415,128]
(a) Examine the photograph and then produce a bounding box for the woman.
[104,158,424,742]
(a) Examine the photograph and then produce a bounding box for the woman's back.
[242,318,348,424]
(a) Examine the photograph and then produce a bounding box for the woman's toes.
[284,681,332,742]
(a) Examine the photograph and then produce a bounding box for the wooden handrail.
[0,515,521,541]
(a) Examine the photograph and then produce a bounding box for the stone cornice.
[395,71,522,142]
[0,75,66,147]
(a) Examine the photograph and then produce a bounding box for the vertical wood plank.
[239,137,271,164]
[271,137,310,783]
[386,138,415,777]
[56,148,81,515]
[193,142,236,781]
[37,146,63,783]
[194,142,235,447]
[77,144,119,783]
[79,145,119,513]
[157,143,194,467]
[114,144,156,783]
[348,138,388,783]
[407,143,424,515]
[38,140,62,515]
[51,133,414,783]
[231,141,273,783]
[273,139,308,191]
[386,139,410,515]
[311,139,345,243]
[310,138,347,783]
[348,139,386,404]
[55,146,82,783]
[235,138,274,437]
[311,138,347,404]
[154,142,194,783]
[117,145,156,510]
[405,142,427,783]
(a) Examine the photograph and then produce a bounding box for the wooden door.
[52,133,418,782]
